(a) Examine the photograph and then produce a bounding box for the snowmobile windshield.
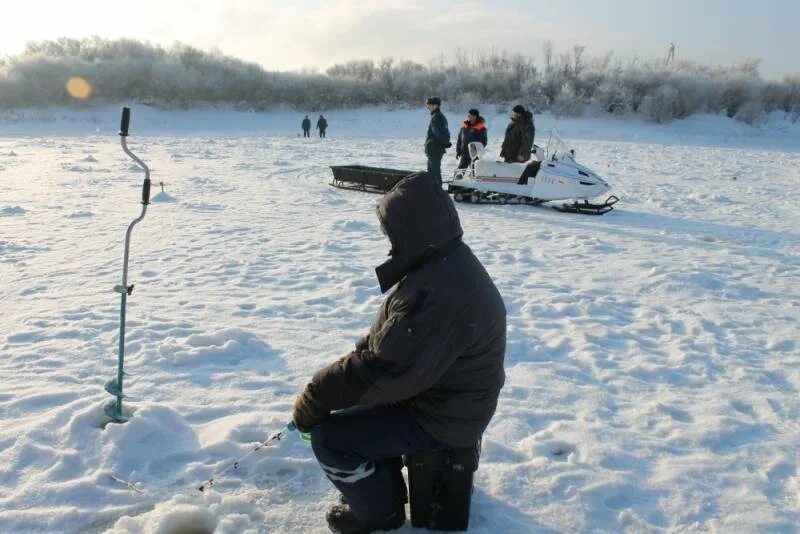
[545,130,574,162]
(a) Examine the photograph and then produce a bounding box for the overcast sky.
[1,0,797,78]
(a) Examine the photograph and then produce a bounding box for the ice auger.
[105,107,151,423]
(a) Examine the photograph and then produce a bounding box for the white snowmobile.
[448,132,618,214]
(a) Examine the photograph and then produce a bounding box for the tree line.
[0,37,798,124]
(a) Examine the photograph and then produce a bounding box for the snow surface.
[1,106,799,533]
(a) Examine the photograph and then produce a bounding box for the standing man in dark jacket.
[424,96,451,185]
[500,104,535,163]
[292,172,506,534]
[317,114,328,138]
[455,108,488,169]
[302,115,312,137]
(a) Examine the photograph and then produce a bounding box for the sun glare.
[66,77,92,100]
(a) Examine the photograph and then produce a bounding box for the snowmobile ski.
[554,195,619,215]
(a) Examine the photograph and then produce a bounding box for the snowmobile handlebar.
[119,107,131,137]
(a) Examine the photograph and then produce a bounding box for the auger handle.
[142,178,151,205]
[120,107,131,137]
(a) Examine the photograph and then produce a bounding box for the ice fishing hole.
[157,505,218,534]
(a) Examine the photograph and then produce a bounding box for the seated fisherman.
[292,172,507,534]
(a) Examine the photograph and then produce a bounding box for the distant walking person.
[455,108,487,169]
[317,114,328,138]
[666,42,676,65]
[500,105,535,163]
[302,115,312,138]
[424,96,451,185]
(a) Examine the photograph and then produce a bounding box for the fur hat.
[511,104,526,114]
[468,108,480,116]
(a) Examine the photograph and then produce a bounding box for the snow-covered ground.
[1,106,799,533]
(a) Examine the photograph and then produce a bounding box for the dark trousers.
[311,404,448,522]
[458,154,472,169]
[303,128,310,137]
[427,152,443,185]
[319,129,326,138]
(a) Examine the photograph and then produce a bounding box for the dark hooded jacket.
[500,111,535,163]
[424,108,451,158]
[308,173,506,447]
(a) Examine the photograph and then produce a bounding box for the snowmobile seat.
[517,160,542,185]
[473,159,527,182]
[404,440,481,531]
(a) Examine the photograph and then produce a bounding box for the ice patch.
[765,338,795,352]
[184,202,224,213]
[1,205,26,216]
[64,164,94,173]
[710,194,738,204]
[67,210,94,218]
[332,219,374,232]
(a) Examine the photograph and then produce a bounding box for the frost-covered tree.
[0,37,797,125]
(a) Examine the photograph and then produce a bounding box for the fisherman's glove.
[292,384,329,433]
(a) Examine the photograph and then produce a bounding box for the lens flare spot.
[66,77,92,100]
